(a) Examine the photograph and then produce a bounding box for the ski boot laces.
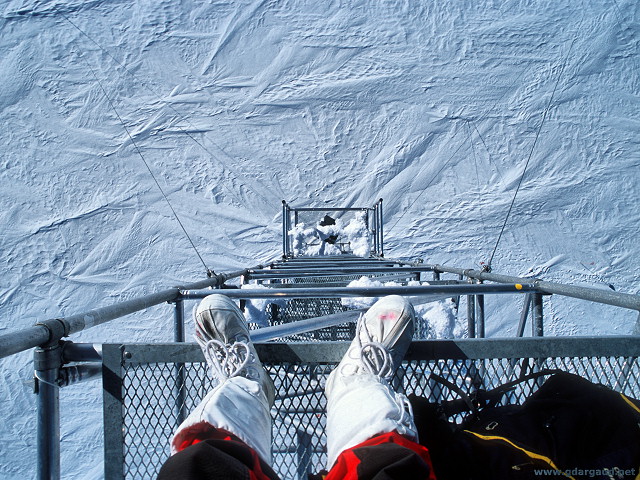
[200,338,261,385]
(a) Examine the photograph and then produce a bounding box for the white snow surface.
[0,0,639,478]
[241,282,288,327]
[341,276,463,339]
[289,213,371,256]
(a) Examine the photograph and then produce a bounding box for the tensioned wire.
[59,11,275,211]
[487,36,578,269]
[74,46,213,275]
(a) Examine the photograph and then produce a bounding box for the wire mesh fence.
[259,298,355,342]
[106,341,640,480]
[245,273,420,341]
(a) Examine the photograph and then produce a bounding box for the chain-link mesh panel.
[118,353,640,480]
[247,274,419,342]
[121,362,213,479]
[265,298,355,342]
[248,274,363,342]
[290,275,366,287]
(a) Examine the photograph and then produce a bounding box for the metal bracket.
[34,319,69,347]
[34,343,63,374]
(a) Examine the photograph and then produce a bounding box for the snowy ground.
[0,0,638,478]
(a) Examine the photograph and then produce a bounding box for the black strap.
[428,368,563,418]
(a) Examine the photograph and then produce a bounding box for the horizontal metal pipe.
[0,326,51,360]
[0,268,255,360]
[275,255,399,262]
[536,280,640,311]
[277,258,377,263]
[277,254,374,260]
[250,310,363,342]
[269,260,404,267]
[269,260,404,269]
[248,266,439,276]
[247,272,419,280]
[275,259,410,267]
[59,364,102,386]
[287,207,371,212]
[183,283,537,300]
[64,287,180,335]
[432,265,640,311]
[64,270,250,335]
[177,269,253,290]
[347,273,422,283]
[62,343,102,363]
[432,265,534,284]
[252,281,455,292]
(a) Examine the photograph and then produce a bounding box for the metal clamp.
[33,345,63,374]
[34,319,69,347]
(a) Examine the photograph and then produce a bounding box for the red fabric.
[173,426,435,480]
[175,427,274,480]
[324,432,437,480]
[175,426,237,452]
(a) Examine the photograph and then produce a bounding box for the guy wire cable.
[385,29,534,244]
[466,120,489,242]
[58,10,275,212]
[487,36,578,270]
[75,47,213,276]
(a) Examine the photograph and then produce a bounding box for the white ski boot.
[171,294,275,464]
[325,295,418,466]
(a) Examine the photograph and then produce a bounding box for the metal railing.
[104,337,640,479]
[1,257,639,479]
[2,268,263,480]
[281,199,384,257]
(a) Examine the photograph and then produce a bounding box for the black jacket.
[411,372,640,480]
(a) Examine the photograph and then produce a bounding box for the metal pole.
[452,274,464,310]
[365,209,376,256]
[287,206,293,257]
[476,293,485,338]
[532,293,544,337]
[516,294,533,337]
[35,343,62,480]
[467,294,476,338]
[173,298,186,425]
[173,297,185,343]
[296,430,313,479]
[379,199,384,257]
[371,203,378,255]
[282,200,287,257]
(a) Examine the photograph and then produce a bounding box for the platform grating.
[115,352,640,480]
